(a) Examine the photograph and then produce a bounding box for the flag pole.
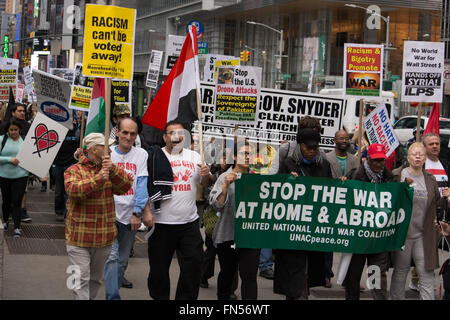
[196,89,205,165]
[416,102,423,142]
[104,78,112,155]
[79,112,85,149]
[357,98,364,167]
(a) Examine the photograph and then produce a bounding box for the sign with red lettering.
[363,104,399,157]
[344,44,383,99]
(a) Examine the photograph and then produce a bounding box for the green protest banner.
[234,174,413,254]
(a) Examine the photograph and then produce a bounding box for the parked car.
[318,88,396,136]
[393,115,450,145]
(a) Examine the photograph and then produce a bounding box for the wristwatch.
[132,212,142,219]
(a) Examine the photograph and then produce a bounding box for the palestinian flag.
[142,26,200,131]
[85,77,106,136]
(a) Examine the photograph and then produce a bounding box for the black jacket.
[53,127,80,167]
[345,164,394,183]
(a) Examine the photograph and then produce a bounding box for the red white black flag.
[142,26,200,131]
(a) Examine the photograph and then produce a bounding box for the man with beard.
[324,129,358,288]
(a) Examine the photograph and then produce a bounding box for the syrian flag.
[85,78,107,136]
[424,103,440,136]
[142,26,200,131]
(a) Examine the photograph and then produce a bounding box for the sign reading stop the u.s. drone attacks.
[82,4,136,80]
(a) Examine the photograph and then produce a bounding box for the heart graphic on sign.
[32,123,60,157]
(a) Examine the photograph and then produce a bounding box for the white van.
[318,88,396,136]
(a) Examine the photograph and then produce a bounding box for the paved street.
[0,182,446,300]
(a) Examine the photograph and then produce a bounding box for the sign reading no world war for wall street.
[344,44,383,98]
[82,4,136,80]
[363,104,400,158]
[234,174,413,253]
[401,41,444,103]
[214,66,262,125]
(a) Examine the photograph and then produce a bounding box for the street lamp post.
[345,4,391,80]
[246,21,284,89]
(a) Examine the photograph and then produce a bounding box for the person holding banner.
[390,142,441,300]
[64,133,133,300]
[274,128,332,300]
[209,140,261,300]
[0,119,29,237]
[343,143,394,300]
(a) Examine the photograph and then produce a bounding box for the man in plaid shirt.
[64,132,133,300]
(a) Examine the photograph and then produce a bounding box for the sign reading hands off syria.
[82,4,136,80]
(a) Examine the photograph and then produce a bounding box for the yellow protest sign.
[214,59,240,82]
[82,4,136,80]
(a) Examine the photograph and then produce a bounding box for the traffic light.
[246,50,250,61]
[240,50,247,62]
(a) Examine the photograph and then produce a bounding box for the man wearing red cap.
[343,143,394,300]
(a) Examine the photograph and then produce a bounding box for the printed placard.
[363,104,399,158]
[214,66,262,125]
[0,57,18,101]
[82,4,136,80]
[163,35,184,76]
[344,44,383,98]
[17,113,69,178]
[401,41,444,103]
[203,54,238,82]
[146,50,163,88]
[33,69,73,130]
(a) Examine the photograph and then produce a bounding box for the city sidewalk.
[0,182,446,300]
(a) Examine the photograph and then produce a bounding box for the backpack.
[0,134,7,153]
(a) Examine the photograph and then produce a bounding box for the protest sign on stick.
[214,65,262,126]
[17,113,69,178]
[344,44,383,99]
[33,69,73,130]
[82,4,136,80]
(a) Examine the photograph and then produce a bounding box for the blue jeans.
[104,221,137,300]
[259,248,273,272]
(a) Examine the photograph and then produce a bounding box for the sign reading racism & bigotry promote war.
[344,44,383,98]
[401,41,445,103]
[82,4,136,80]
[234,174,413,254]
[214,66,262,125]
[33,69,73,130]
[363,104,399,158]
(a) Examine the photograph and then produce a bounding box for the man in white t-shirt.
[143,120,213,300]
[423,133,450,200]
[104,118,149,300]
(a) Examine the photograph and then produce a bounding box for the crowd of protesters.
[1,98,449,301]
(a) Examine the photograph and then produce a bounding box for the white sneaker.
[138,222,147,232]
[13,228,21,237]
[409,281,419,292]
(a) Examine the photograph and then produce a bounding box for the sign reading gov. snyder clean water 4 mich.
[401,41,444,103]
[82,4,136,80]
[197,82,344,149]
[234,174,413,254]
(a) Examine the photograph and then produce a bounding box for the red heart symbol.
[33,123,60,156]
